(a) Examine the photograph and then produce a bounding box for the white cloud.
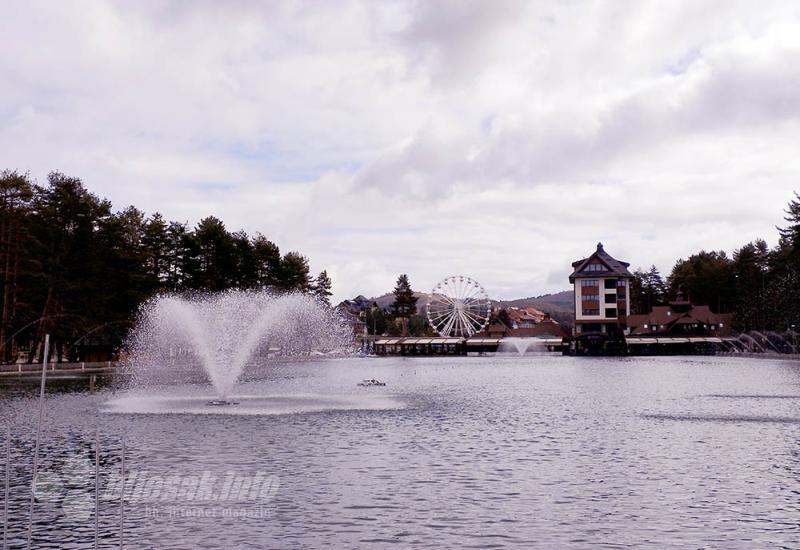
[1,0,799,302]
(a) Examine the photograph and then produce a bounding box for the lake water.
[2,354,800,548]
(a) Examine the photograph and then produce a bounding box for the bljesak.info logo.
[34,457,280,520]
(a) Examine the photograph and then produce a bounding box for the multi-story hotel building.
[569,243,633,336]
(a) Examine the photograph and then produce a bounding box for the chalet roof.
[569,242,633,282]
[627,303,734,337]
[626,313,648,328]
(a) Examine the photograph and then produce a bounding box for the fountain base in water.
[206,399,239,406]
[103,388,403,416]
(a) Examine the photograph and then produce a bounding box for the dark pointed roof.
[569,242,633,282]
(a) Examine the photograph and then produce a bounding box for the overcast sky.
[2,1,799,302]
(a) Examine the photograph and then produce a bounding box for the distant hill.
[370,292,431,312]
[497,289,573,310]
[360,289,575,327]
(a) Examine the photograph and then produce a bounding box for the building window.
[604,279,616,289]
[581,279,599,288]
[617,279,626,287]
[582,308,600,316]
[604,294,616,304]
[582,294,600,302]
[605,308,617,318]
[584,263,607,272]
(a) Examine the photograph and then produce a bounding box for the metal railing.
[0,361,119,375]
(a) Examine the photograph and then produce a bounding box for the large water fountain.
[105,290,388,414]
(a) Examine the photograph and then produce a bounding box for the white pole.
[94,430,99,550]
[3,425,10,550]
[26,333,49,550]
[119,436,125,549]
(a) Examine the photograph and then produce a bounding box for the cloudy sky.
[2,1,799,302]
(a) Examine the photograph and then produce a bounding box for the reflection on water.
[102,392,404,416]
[706,394,800,399]
[1,355,800,548]
[642,413,800,424]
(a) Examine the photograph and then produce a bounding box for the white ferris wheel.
[426,276,491,338]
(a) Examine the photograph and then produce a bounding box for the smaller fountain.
[498,337,548,356]
[737,333,766,353]
[747,331,782,354]
[760,331,798,354]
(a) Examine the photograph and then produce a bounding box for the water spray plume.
[126,290,352,399]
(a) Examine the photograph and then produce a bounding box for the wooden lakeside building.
[373,337,565,356]
[566,243,737,356]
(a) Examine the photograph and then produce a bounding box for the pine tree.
[646,266,665,299]
[278,252,311,292]
[391,274,418,317]
[193,216,237,291]
[164,221,197,291]
[252,234,281,289]
[95,206,151,322]
[630,266,665,314]
[23,172,115,360]
[0,170,34,362]
[732,240,769,330]
[231,230,257,289]
[777,191,800,253]
[311,270,333,306]
[142,213,170,287]
[769,192,800,329]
